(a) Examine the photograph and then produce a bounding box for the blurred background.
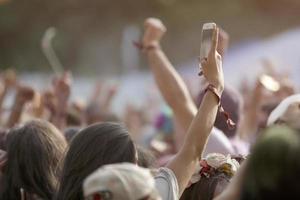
[0,0,300,105]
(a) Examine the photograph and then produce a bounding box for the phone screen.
[200,27,214,60]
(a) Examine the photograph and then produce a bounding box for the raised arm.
[102,84,118,113]
[143,18,234,156]
[51,72,72,130]
[6,85,34,128]
[143,18,197,132]
[166,25,224,195]
[0,70,17,120]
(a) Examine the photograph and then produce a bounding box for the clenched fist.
[16,86,35,103]
[143,18,167,47]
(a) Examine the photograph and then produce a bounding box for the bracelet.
[205,84,236,129]
[205,84,222,106]
[133,41,160,52]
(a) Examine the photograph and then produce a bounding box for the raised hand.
[50,71,72,130]
[143,18,167,47]
[200,26,224,93]
[53,71,72,104]
[42,90,56,113]
[16,85,35,103]
[106,84,118,101]
[3,69,17,89]
[0,70,17,119]
[6,85,35,128]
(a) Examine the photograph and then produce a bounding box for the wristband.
[205,84,235,129]
[133,41,160,52]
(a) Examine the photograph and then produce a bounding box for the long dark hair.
[180,172,231,200]
[0,120,67,200]
[56,122,136,200]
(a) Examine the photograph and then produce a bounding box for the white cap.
[83,163,161,200]
[267,94,300,129]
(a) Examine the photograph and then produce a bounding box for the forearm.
[6,99,25,128]
[237,112,258,141]
[0,86,8,117]
[181,89,220,160]
[147,48,197,130]
[238,91,261,140]
[102,92,115,113]
[167,90,220,194]
[52,102,68,130]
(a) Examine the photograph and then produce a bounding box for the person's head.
[197,86,242,138]
[85,103,119,125]
[180,153,240,200]
[240,126,300,200]
[56,122,137,200]
[181,172,230,200]
[267,94,300,130]
[83,163,161,200]
[137,146,156,168]
[66,101,86,127]
[66,109,83,127]
[0,120,67,200]
[63,126,80,143]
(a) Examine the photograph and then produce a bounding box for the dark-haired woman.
[56,122,136,200]
[0,120,67,200]
[57,18,225,200]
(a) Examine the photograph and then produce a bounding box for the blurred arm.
[51,72,72,130]
[165,25,224,195]
[0,70,17,120]
[167,89,221,195]
[6,86,34,128]
[146,48,197,131]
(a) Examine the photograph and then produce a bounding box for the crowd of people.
[0,17,299,200]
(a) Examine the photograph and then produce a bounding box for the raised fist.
[42,90,56,113]
[143,18,167,47]
[16,85,35,103]
[53,71,72,104]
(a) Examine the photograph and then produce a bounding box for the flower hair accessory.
[188,153,240,187]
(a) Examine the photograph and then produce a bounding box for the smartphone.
[200,23,216,60]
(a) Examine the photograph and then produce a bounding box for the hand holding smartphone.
[200,23,229,61]
[143,18,166,47]
[198,22,224,92]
